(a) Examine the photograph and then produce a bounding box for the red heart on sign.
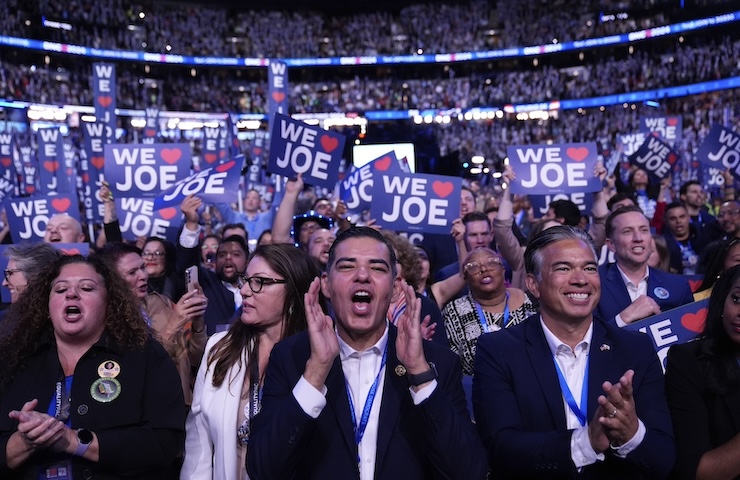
[216,160,235,173]
[0,157,11,167]
[320,135,339,153]
[667,117,678,126]
[60,248,81,256]
[91,156,104,169]
[681,308,707,333]
[203,153,217,164]
[271,92,286,102]
[82,173,89,183]
[51,198,71,212]
[253,147,262,155]
[374,156,392,171]
[159,207,177,220]
[43,161,59,173]
[26,185,35,194]
[98,96,113,108]
[668,153,677,164]
[219,150,226,158]
[432,181,454,198]
[688,279,702,292]
[565,147,589,162]
[161,148,182,164]
[145,128,156,137]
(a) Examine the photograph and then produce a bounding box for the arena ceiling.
[165,0,450,14]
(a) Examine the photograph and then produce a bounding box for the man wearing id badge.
[473,226,675,479]
[247,227,486,479]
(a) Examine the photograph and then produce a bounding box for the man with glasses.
[248,226,486,479]
[717,200,740,239]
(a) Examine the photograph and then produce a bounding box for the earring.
[288,304,294,316]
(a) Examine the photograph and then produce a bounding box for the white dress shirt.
[614,264,649,328]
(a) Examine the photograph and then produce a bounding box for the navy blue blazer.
[473,316,675,479]
[595,263,694,324]
[247,325,487,480]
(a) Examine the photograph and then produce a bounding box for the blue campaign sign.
[340,151,404,214]
[82,122,107,223]
[116,197,182,241]
[507,143,601,196]
[36,128,71,194]
[617,133,647,159]
[153,157,243,210]
[268,61,289,124]
[104,143,191,198]
[640,116,682,145]
[142,107,159,144]
[200,125,228,167]
[695,124,740,177]
[268,113,345,189]
[93,63,116,143]
[624,299,706,372]
[628,135,679,180]
[6,193,81,243]
[529,192,594,219]
[16,139,38,196]
[370,172,462,234]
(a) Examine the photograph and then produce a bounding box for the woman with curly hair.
[665,264,740,479]
[181,244,321,480]
[0,255,184,479]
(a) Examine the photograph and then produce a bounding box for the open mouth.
[352,291,372,314]
[65,306,82,319]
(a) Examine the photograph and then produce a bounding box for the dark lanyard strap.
[248,346,261,420]
[54,375,73,424]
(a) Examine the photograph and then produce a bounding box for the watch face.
[78,429,93,444]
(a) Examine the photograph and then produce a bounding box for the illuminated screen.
[352,143,415,173]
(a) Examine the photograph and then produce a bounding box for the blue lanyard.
[552,355,589,427]
[344,343,388,463]
[474,291,510,333]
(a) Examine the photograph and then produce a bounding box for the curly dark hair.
[381,231,421,289]
[0,255,148,389]
[207,244,323,388]
[698,264,740,395]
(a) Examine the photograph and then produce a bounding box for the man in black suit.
[247,227,486,480]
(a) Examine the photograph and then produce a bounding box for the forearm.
[696,432,740,480]
[5,432,34,469]
[271,190,300,244]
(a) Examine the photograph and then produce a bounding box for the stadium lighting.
[470,167,482,174]
[471,155,485,164]
[492,172,503,178]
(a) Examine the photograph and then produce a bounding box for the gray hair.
[5,242,63,283]
[524,226,597,280]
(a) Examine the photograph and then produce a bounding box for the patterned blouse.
[443,291,538,375]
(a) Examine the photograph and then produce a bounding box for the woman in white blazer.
[181,244,323,479]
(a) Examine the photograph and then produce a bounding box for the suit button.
[83,468,93,479]
[77,404,89,415]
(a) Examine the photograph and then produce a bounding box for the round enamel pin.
[97,360,121,379]
[90,378,121,403]
[653,287,669,300]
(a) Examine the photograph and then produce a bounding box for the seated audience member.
[694,238,740,300]
[648,234,671,273]
[247,227,487,479]
[596,205,694,326]
[679,180,724,242]
[619,167,659,221]
[2,243,62,305]
[307,228,335,270]
[43,214,86,244]
[220,223,248,242]
[292,212,333,250]
[256,229,273,246]
[178,196,249,334]
[96,242,207,405]
[662,202,711,274]
[665,264,740,479]
[200,234,220,272]
[474,226,675,479]
[271,175,333,249]
[413,223,467,310]
[214,188,274,243]
[717,200,740,239]
[181,244,320,480]
[142,236,186,303]
[443,248,536,375]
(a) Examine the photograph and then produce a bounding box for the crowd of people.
[4,0,730,57]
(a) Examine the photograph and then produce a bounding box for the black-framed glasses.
[464,257,503,276]
[142,251,165,259]
[237,275,287,293]
[3,268,20,282]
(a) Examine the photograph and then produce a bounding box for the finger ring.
[608,409,617,418]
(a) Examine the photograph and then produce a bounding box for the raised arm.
[271,175,304,245]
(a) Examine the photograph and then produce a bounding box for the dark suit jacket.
[473,316,675,479]
[595,263,694,324]
[247,325,487,480]
[665,341,740,480]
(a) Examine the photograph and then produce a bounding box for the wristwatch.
[406,362,438,386]
[74,428,93,457]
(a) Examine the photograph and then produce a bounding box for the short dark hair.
[462,211,489,226]
[326,226,397,279]
[679,180,701,197]
[524,225,597,279]
[461,185,476,201]
[95,242,143,269]
[221,223,248,241]
[549,199,581,227]
[219,235,249,255]
[607,192,637,212]
[665,201,687,217]
[605,205,647,238]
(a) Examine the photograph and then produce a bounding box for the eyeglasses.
[142,251,165,259]
[464,257,504,276]
[3,269,21,282]
[201,244,219,251]
[237,275,287,293]
[718,209,740,219]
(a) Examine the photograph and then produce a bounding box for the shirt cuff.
[571,426,605,468]
[615,314,627,328]
[179,224,202,248]
[409,379,437,405]
[293,376,328,419]
[611,419,646,458]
